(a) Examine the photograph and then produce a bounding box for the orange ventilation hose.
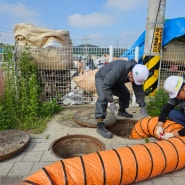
[22,137,185,185]
[129,116,184,139]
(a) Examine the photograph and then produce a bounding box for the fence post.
[132,46,139,106]
[109,45,113,62]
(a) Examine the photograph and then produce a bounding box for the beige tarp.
[14,23,72,47]
[73,67,132,94]
[14,23,73,70]
[73,69,98,93]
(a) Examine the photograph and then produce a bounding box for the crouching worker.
[156,76,185,140]
[95,59,149,139]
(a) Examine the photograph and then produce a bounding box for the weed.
[146,88,169,117]
[145,137,149,143]
[0,46,62,133]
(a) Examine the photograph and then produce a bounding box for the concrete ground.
[1,104,185,185]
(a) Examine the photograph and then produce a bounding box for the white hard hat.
[164,76,183,98]
[132,64,149,85]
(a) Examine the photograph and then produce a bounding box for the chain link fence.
[22,46,135,105]
[0,43,185,105]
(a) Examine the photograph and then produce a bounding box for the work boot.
[117,109,133,118]
[96,122,113,139]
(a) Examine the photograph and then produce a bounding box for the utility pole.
[143,0,166,96]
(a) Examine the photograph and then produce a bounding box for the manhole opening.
[108,119,137,138]
[51,134,105,159]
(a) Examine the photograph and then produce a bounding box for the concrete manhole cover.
[74,107,116,128]
[0,129,30,161]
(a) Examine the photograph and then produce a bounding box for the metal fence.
[159,42,185,87]
[25,46,135,105]
[1,44,185,105]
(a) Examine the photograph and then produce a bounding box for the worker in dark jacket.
[156,76,185,140]
[95,59,149,138]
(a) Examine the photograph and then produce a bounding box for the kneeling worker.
[156,76,185,140]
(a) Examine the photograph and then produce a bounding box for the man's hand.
[140,107,149,117]
[110,102,117,115]
[156,126,164,139]
[161,132,174,140]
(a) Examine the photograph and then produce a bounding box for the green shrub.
[146,88,169,117]
[0,46,62,132]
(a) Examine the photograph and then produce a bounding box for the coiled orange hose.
[22,137,185,185]
[129,116,184,139]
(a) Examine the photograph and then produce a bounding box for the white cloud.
[68,12,114,27]
[68,0,147,28]
[0,2,42,31]
[0,2,38,17]
[105,0,146,11]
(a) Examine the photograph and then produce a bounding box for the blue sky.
[0,0,185,47]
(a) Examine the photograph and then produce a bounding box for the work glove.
[140,107,149,117]
[110,102,117,115]
[161,132,174,140]
[156,126,164,139]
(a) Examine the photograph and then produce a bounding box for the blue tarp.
[122,17,185,63]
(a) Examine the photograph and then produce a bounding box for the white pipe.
[134,46,139,62]
[109,45,113,62]
[132,47,139,106]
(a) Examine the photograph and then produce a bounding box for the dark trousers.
[95,77,130,119]
[168,109,185,126]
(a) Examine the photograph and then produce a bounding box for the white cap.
[132,64,149,85]
[164,76,183,98]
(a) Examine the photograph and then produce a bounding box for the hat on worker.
[132,64,149,85]
[164,76,183,98]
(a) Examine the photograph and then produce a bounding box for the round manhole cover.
[0,129,30,161]
[74,107,116,128]
[51,134,105,159]
[108,119,136,137]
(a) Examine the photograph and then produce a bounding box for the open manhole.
[74,107,116,128]
[51,134,105,159]
[108,119,137,138]
[0,129,30,161]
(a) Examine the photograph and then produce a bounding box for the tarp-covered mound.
[14,23,73,70]
[73,69,98,93]
[72,66,132,94]
[14,23,72,47]
[122,17,185,63]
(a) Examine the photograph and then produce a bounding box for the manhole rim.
[51,134,106,158]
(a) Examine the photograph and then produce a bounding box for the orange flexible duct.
[22,137,185,185]
[129,116,184,139]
